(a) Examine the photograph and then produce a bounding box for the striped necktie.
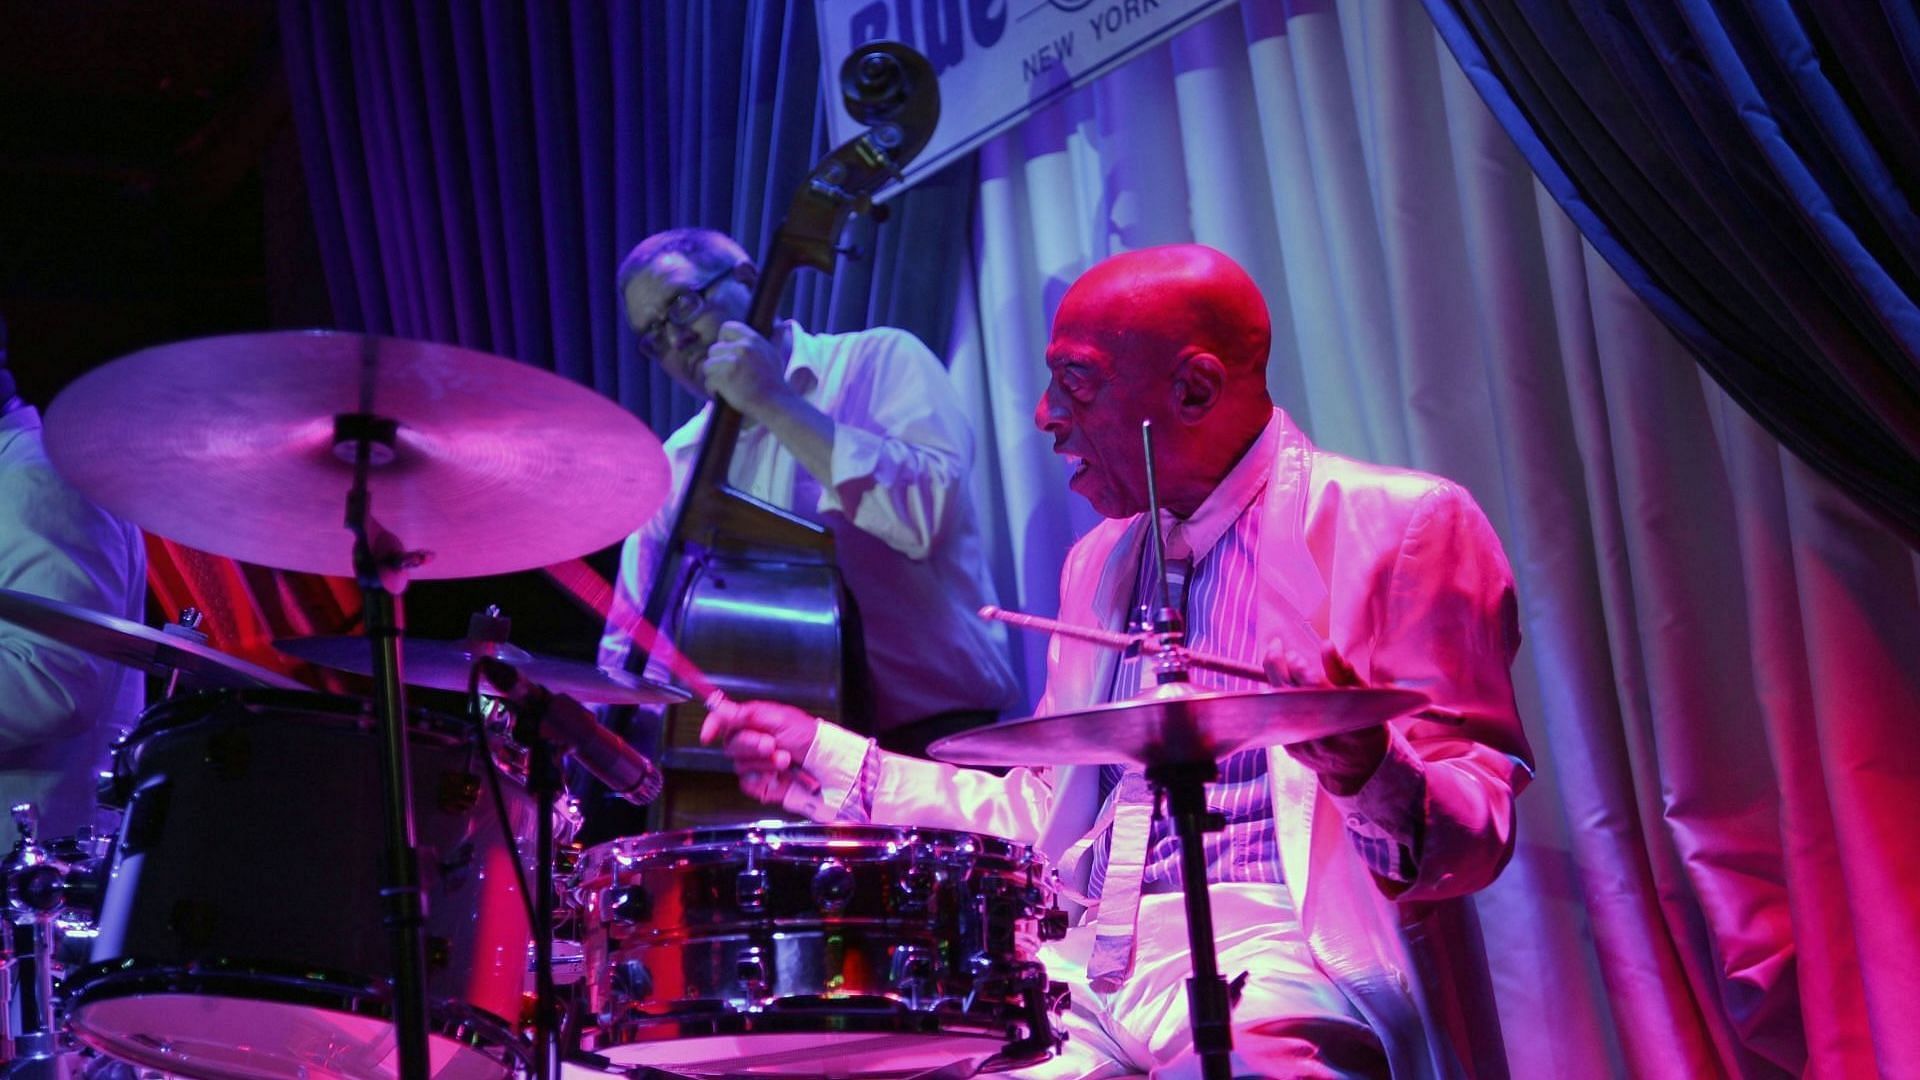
[1087,549,1192,992]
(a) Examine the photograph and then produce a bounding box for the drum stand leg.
[1146,762,1234,1080]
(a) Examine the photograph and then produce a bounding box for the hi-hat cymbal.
[43,331,670,579]
[275,634,689,706]
[0,587,305,691]
[927,682,1428,768]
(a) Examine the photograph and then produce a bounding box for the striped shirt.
[1087,485,1280,899]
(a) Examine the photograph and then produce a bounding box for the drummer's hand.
[701,322,791,416]
[699,697,821,805]
[1263,639,1388,797]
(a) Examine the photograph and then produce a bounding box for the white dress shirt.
[0,401,146,836]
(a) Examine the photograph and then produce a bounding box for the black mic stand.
[336,396,434,1080]
[502,698,565,1080]
[1139,420,1234,1080]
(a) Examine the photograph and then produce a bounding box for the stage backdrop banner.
[816,0,1236,193]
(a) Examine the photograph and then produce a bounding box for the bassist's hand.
[700,697,822,805]
[702,321,793,416]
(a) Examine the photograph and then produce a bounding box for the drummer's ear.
[1171,351,1225,420]
[734,263,759,289]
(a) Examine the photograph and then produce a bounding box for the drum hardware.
[569,823,1068,1078]
[159,607,208,699]
[1,805,107,1076]
[478,659,665,1080]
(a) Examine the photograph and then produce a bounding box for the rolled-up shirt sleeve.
[0,460,142,750]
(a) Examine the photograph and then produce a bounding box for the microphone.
[478,658,663,806]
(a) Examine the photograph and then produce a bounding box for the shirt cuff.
[1327,726,1426,886]
[781,719,874,820]
[814,423,882,516]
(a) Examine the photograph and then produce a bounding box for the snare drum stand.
[337,399,434,1080]
[2,806,68,1079]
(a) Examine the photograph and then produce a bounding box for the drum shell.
[573,822,1054,1059]
[79,689,534,1028]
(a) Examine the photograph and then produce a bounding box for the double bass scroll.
[632,44,941,830]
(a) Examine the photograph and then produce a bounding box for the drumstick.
[978,605,1466,724]
[979,605,1268,681]
[543,560,822,793]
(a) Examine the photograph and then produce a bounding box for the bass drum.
[67,689,535,1080]
[571,822,1063,1078]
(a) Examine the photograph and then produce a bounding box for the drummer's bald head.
[617,229,753,292]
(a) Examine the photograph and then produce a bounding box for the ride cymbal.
[44,331,670,579]
[927,682,1428,768]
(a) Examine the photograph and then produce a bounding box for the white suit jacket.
[797,409,1531,1077]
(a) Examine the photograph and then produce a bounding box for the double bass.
[634,44,940,830]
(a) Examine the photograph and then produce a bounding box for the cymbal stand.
[1140,421,1232,1080]
[336,380,433,1080]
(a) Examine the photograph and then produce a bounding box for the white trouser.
[1014,884,1388,1080]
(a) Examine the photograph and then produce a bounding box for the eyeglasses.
[635,263,737,356]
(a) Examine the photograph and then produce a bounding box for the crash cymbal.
[927,681,1428,768]
[0,587,305,691]
[275,634,689,706]
[43,331,670,579]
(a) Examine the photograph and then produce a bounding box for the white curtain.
[945,2,1920,1076]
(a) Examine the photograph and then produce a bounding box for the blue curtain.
[1422,0,1920,549]
[277,0,974,440]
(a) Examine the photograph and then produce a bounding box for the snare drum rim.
[583,1003,1053,1069]
[578,822,1036,877]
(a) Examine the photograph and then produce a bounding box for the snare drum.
[67,689,535,1080]
[572,822,1063,1078]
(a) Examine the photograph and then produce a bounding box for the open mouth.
[1063,453,1090,481]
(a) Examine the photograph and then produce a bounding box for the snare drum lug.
[736,946,770,997]
[964,947,996,978]
[612,958,652,1000]
[437,771,482,813]
[811,860,854,912]
[888,943,935,992]
[606,884,652,925]
[893,863,935,912]
[736,867,769,911]
[438,841,476,889]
